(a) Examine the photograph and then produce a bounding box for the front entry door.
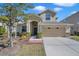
[31,21,38,36]
[33,27,37,36]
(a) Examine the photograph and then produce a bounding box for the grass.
[16,44,46,56]
[71,35,79,41]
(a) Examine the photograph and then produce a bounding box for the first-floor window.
[22,26,26,32]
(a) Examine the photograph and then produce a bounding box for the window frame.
[22,25,26,32]
[45,13,51,20]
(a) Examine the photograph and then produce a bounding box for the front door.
[31,21,38,36]
[33,27,37,35]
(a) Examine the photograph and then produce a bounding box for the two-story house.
[16,9,73,37]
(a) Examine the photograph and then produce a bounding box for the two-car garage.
[41,25,66,37]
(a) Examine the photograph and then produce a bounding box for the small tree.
[0,3,34,47]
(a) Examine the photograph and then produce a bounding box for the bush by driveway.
[71,36,79,41]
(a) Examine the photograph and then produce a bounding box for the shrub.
[20,35,27,40]
[26,32,31,37]
[20,32,31,41]
[76,32,79,36]
[71,36,79,41]
[20,32,27,37]
[0,27,8,47]
[37,32,42,38]
[0,26,6,35]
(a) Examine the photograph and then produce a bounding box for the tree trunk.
[8,25,13,47]
[8,7,14,47]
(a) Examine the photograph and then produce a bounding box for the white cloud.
[33,6,46,12]
[54,7,62,12]
[54,3,76,7]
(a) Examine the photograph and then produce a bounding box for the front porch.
[15,14,42,39]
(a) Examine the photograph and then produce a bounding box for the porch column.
[65,25,71,36]
[38,22,42,33]
[27,22,30,33]
[38,23,41,33]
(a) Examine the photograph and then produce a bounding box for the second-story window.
[46,13,51,20]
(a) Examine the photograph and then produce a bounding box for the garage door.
[42,26,65,37]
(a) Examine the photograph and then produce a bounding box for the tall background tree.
[0,3,34,47]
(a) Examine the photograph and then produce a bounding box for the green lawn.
[71,36,79,41]
[16,44,46,56]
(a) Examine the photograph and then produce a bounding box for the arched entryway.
[30,21,38,36]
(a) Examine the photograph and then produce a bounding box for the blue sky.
[25,3,79,22]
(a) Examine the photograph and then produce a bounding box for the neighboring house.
[0,9,73,37]
[61,12,79,35]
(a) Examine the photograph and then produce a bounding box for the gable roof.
[27,14,42,21]
[60,11,79,24]
[38,9,56,17]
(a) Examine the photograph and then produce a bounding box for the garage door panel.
[42,26,65,37]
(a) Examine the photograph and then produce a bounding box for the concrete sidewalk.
[43,37,79,56]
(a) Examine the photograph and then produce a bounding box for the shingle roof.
[38,9,56,17]
[60,11,79,24]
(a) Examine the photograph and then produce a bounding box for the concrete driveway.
[43,37,79,56]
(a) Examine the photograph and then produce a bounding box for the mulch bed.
[0,45,20,56]
[0,39,43,56]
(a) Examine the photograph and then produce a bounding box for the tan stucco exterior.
[16,10,73,37]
